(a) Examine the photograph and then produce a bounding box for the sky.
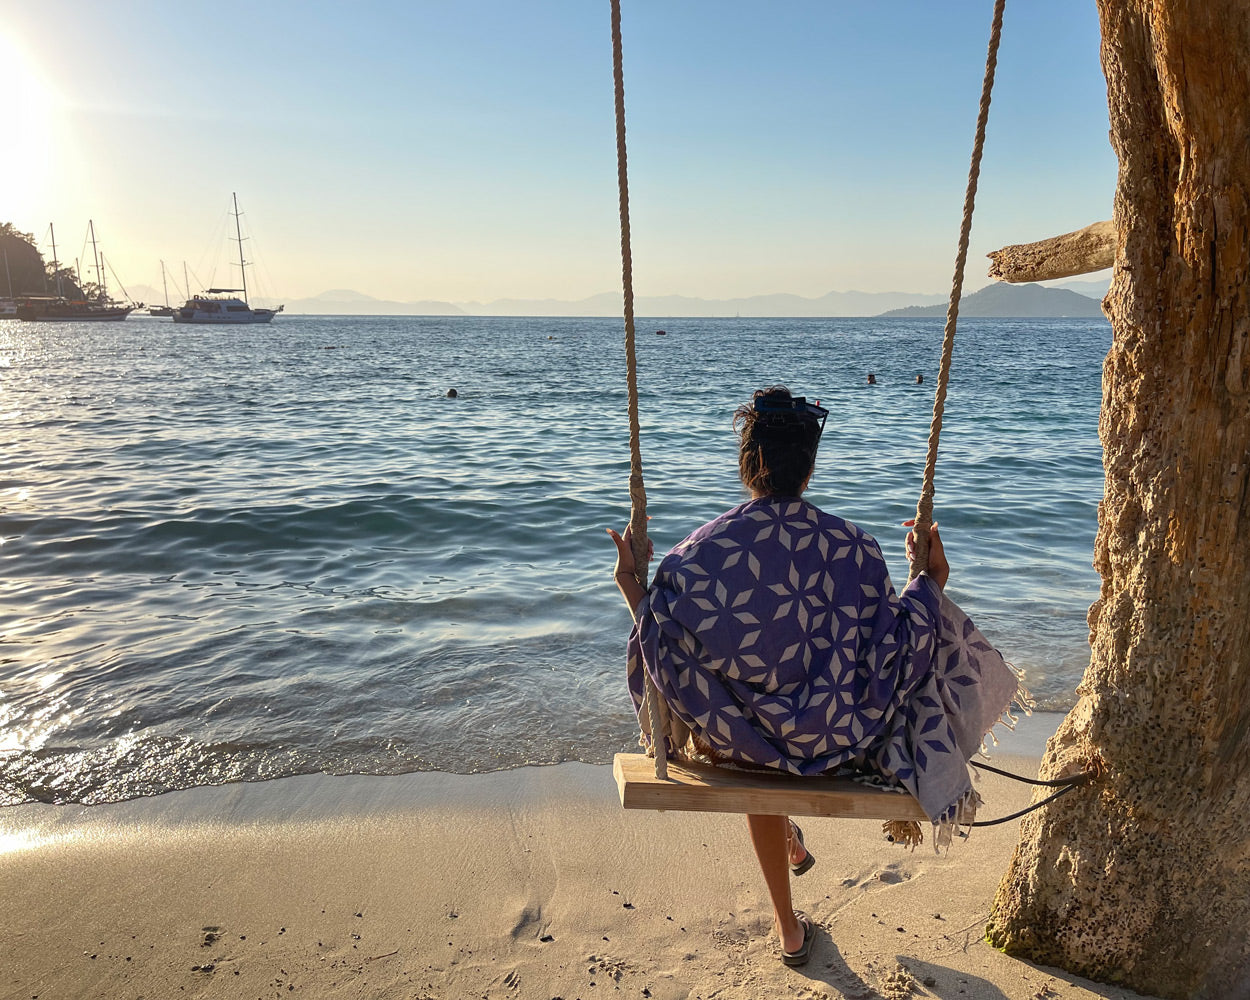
[1,1,1116,305]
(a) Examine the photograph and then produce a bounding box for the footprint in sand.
[509,904,552,942]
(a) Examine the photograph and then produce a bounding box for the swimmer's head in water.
[734,386,827,498]
[446,388,458,398]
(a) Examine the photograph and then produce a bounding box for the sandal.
[781,911,815,967]
[790,821,816,876]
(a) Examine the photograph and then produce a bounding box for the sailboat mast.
[160,260,169,307]
[88,220,104,300]
[184,261,190,300]
[3,247,12,297]
[50,223,61,296]
[232,192,249,306]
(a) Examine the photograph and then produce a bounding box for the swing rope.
[610,0,669,777]
[908,0,1006,580]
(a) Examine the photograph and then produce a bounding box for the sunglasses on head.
[753,394,828,436]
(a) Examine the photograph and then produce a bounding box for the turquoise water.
[0,314,1109,805]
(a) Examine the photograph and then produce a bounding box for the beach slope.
[1,753,1154,1000]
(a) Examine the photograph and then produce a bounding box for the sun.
[0,31,59,227]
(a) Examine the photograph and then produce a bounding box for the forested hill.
[878,281,1105,318]
[0,224,86,299]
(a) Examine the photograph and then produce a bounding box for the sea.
[0,314,1110,807]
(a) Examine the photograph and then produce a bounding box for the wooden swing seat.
[613,753,927,820]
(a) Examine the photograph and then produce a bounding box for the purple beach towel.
[626,497,1021,844]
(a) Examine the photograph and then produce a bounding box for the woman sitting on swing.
[607,385,1017,966]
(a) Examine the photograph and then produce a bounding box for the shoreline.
[2,713,1153,1000]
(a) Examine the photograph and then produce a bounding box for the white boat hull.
[173,309,279,324]
[173,294,282,324]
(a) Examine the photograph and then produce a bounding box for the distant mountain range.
[268,288,956,318]
[879,281,1107,318]
[124,277,1111,318]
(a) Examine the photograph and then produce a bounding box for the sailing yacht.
[174,194,283,324]
[16,221,140,321]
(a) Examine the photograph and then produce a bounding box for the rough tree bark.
[985,3,1250,998]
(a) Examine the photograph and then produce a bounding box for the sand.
[0,715,1155,1000]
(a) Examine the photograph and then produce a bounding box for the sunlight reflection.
[0,31,59,220]
[0,830,48,855]
[0,673,79,753]
[0,826,103,856]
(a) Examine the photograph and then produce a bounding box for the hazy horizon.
[4,1,1115,306]
[115,275,1110,318]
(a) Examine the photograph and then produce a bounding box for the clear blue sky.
[2,0,1114,304]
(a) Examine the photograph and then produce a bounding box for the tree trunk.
[985,3,1250,999]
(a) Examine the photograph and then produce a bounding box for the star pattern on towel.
[627,496,1019,828]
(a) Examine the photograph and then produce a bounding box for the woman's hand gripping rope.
[902,519,950,591]
[607,521,653,620]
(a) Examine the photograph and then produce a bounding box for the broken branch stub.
[987,220,1117,283]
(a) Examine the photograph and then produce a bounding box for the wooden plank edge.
[612,753,926,821]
